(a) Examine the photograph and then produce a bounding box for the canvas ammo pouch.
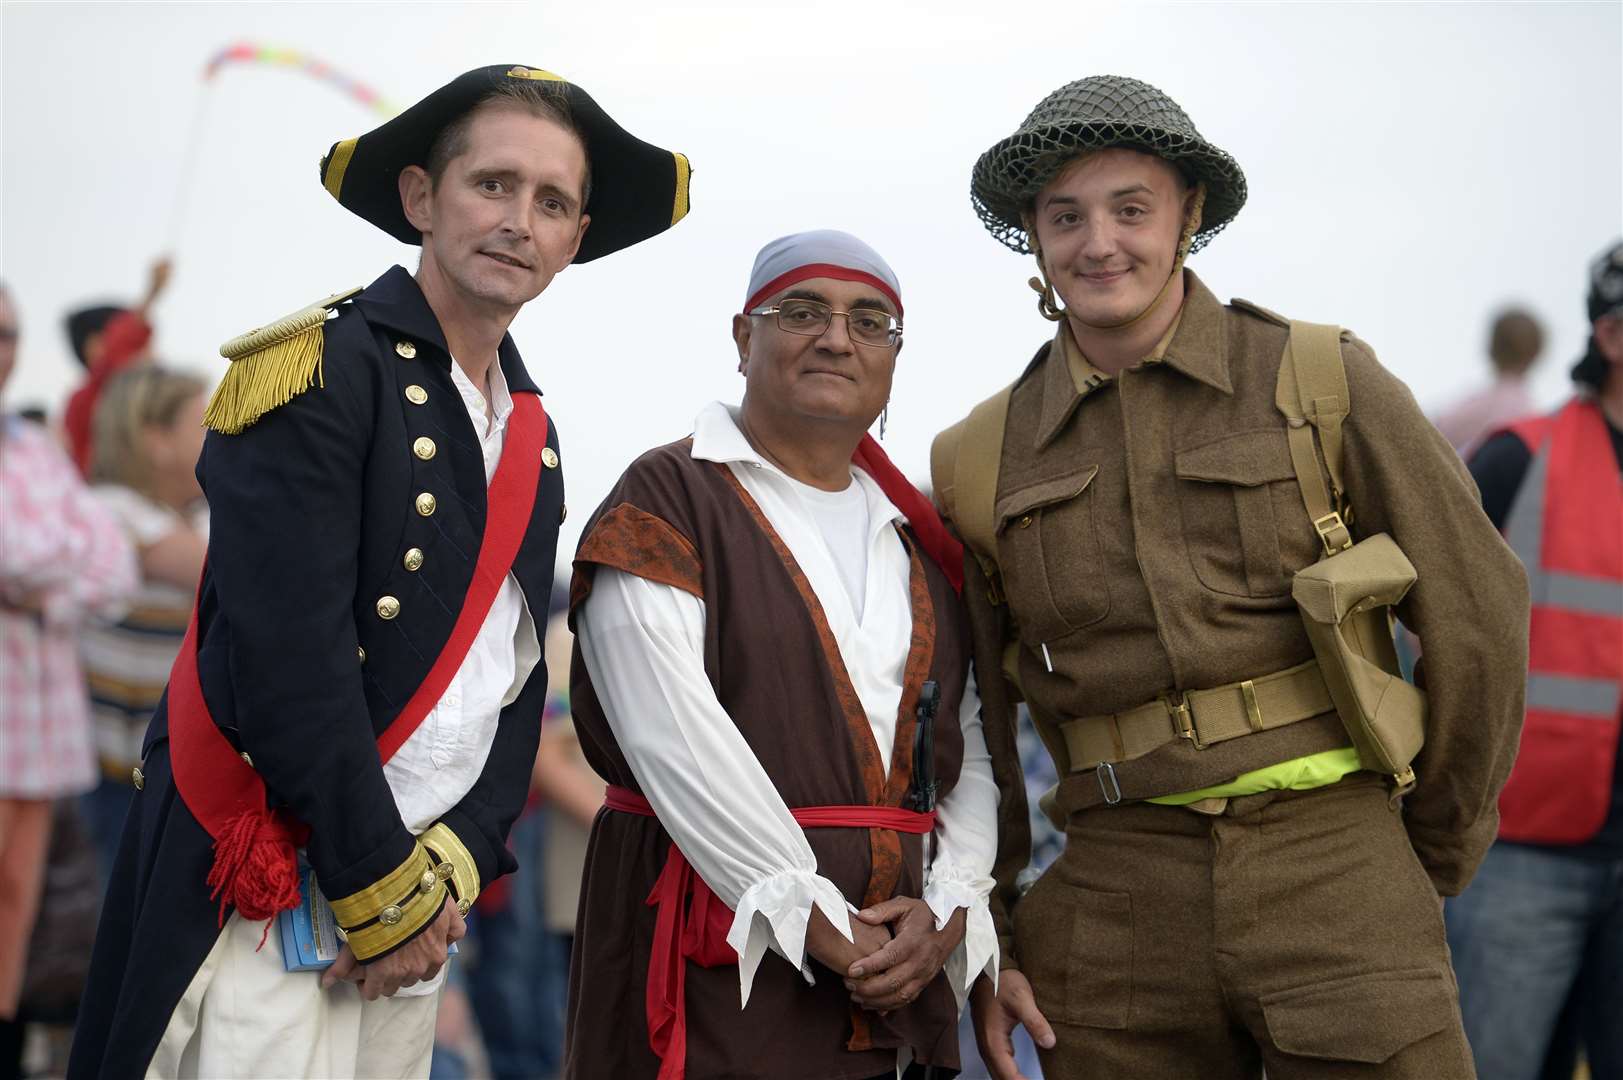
[1274,316,1427,791]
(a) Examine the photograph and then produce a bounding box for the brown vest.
[563,439,971,1080]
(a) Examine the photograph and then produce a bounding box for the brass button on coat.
[559,503,568,523]
[1018,515,1034,529]
[376,595,401,620]
[541,447,559,469]
[395,341,417,359]
[405,384,428,405]
[412,436,436,461]
[415,492,437,516]
[403,547,424,572]
[379,905,404,926]
[132,766,145,790]
[457,898,472,916]
[435,862,454,881]
[420,870,438,894]
[240,751,254,767]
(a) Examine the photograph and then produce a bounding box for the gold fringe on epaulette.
[202,322,325,435]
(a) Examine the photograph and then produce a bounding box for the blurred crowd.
[1,238,1619,1080]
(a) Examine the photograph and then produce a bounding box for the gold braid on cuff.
[421,822,481,915]
[329,842,449,961]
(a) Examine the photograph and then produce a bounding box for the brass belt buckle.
[1165,691,1204,750]
[1096,762,1122,806]
[1312,511,1354,554]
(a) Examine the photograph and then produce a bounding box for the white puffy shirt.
[575,402,999,1028]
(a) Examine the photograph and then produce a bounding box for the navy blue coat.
[70,265,564,1076]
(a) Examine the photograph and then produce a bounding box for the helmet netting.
[970,76,1248,255]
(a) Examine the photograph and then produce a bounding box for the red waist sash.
[168,393,547,929]
[601,784,937,1080]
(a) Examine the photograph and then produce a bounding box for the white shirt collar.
[449,357,515,432]
[689,401,907,531]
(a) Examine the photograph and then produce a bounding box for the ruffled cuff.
[726,868,850,1008]
[924,864,1000,1011]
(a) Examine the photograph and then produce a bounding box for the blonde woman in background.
[79,365,208,882]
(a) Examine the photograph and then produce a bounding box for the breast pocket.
[994,465,1110,643]
[1173,428,1313,598]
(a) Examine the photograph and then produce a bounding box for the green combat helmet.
[970,74,1248,256]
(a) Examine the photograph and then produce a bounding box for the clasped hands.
[320,895,467,1001]
[806,897,966,1013]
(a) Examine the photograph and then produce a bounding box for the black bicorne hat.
[318,65,691,263]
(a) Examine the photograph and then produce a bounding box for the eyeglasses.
[750,298,902,347]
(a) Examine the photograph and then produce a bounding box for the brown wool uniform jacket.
[945,272,1529,974]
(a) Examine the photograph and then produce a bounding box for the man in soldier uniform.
[935,76,1529,1078]
[70,65,690,1078]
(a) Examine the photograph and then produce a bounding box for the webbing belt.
[1061,658,1334,772]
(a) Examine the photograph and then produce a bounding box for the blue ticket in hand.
[279,866,343,972]
[278,865,460,973]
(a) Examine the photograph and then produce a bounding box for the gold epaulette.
[203,286,364,434]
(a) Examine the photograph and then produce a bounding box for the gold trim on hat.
[323,138,359,200]
[506,66,565,82]
[671,152,692,227]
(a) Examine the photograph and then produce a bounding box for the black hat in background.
[1574,240,1623,392]
[65,304,125,369]
[318,65,691,263]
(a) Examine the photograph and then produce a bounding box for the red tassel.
[206,807,304,947]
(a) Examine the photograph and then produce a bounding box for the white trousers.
[149,911,440,1079]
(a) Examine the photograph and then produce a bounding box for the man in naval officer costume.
[564,231,999,1079]
[69,64,691,1078]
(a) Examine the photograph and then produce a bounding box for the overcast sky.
[3,1,1619,568]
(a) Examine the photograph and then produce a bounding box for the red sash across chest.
[167,392,548,927]
[602,785,936,1080]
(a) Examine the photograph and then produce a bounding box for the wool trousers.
[1015,773,1475,1078]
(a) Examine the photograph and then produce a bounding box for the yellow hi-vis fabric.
[1148,746,1364,805]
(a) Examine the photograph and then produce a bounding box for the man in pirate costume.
[70,65,690,1078]
[563,230,999,1079]
[933,76,1529,1077]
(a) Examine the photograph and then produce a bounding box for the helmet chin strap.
[1028,183,1207,332]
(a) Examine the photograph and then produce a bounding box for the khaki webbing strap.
[934,384,1015,603]
[1060,658,1335,771]
[1276,321,1353,554]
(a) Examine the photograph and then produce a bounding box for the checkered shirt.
[1,416,137,798]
